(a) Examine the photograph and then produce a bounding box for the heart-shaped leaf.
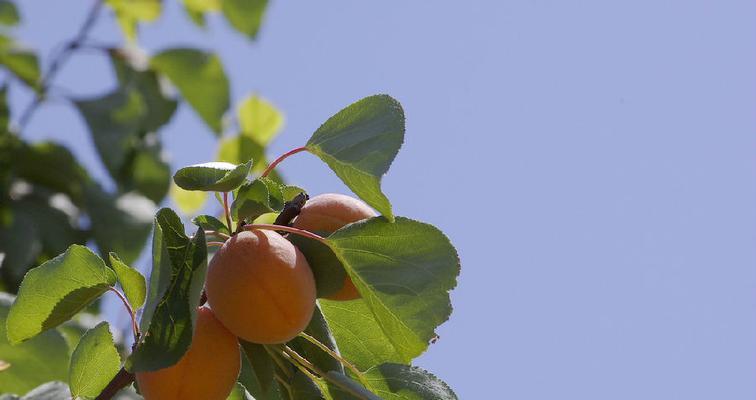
[6,245,116,344]
[173,161,253,192]
[237,95,284,145]
[306,95,404,221]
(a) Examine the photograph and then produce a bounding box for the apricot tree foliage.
[0,1,460,399]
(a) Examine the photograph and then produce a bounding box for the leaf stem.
[297,332,366,384]
[207,241,226,248]
[274,373,294,399]
[17,0,105,132]
[205,230,230,240]
[263,344,293,379]
[222,192,234,233]
[243,224,328,245]
[260,146,307,178]
[108,287,139,342]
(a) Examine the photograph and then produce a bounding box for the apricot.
[136,307,240,400]
[206,229,316,344]
[293,193,376,301]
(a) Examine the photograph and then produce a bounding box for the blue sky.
[13,1,756,398]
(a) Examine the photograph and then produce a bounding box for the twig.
[94,367,134,400]
[17,0,105,132]
[273,192,309,227]
[222,192,234,233]
[298,332,365,383]
[108,287,139,342]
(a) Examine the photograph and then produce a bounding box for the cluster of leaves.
[1,1,461,399]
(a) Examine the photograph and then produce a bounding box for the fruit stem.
[222,192,234,233]
[261,146,307,178]
[243,224,329,245]
[205,230,230,240]
[108,287,139,342]
[298,332,366,384]
[264,344,293,379]
[207,241,226,248]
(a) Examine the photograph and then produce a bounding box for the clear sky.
[12,1,756,398]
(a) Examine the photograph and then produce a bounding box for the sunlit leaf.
[171,183,209,215]
[222,0,268,39]
[238,95,284,145]
[173,161,252,192]
[108,252,146,310]
[69,322,121,399]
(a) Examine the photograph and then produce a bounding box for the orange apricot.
[206,229,316,344]
[293,193,376,301]
[135,307,240,400]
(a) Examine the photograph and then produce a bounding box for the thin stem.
[281,345,375,400]
[222,192,234,233]
[279,346,321,382]
[18,0,105,132]
[204,230,230,240]
[298,332,365,383]
[243,224,328,245]
[264,344,292,379]
[207,241,226,248]
[274,373,294,399]
[260,146,307,178]
[108,287,139,342]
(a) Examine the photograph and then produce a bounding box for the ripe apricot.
[293,193,376,300]
[136,307,240,400]
[206,229,316,344]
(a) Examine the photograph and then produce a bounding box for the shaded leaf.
[238,95,284,145]
[173,161,252,192]
[108,252,146,310]
[192,214,229,236]
[13,142,89,204]
[0,293,69,396]
[16,381,70,400]
[227,382,255,400]
[129,141,171,203]
[240,341,276,395]
[231,178,274,221]
[306,95,404,221]
[238,345,285,400]
[69,322,121,399]
[129,209,207,371]
[290,304,344,375]
[6,245,116,344]
[222,0,268,39]
[151,48,229,134]
[288,235,346,298]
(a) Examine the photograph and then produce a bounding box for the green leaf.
[217,135,265,166]
[238,345,285,400]
[130,141,171,203]
[306,95,404,221]
[171,183,209,215]
[182,0,220,27]
[0,1,19,26]
[106,0,161,41]
[363,364,457,399]
[6,245,116,344]
[290,304,344,375]
[222,0,268,39]
[109,48,178,132]
[84,185,155,265]
[321,217,459,368]
[129,208,207,372]
[151,49,229,134]
[0,293,69,396]
[325,371,380,400]
[173,161,252,192]
[0,48,39,90]
[69,322,121,399]
[231,178,274,220]
[192,214,230,236]
[74,87,147,180]
[238,95,284,145]
[108,253,146,310]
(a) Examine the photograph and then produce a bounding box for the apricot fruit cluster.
[138,193,375,400]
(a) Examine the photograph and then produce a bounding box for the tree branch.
[17,0,105,132]
[273,192,308,227]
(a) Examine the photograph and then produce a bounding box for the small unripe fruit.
[136,307,240,400]
[293,193,377,301]
[206,229,316,344]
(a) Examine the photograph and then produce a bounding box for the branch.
[273,192,309,227]
[95,367,134,400]
[260,146,307,178]
[17,0,105,132]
